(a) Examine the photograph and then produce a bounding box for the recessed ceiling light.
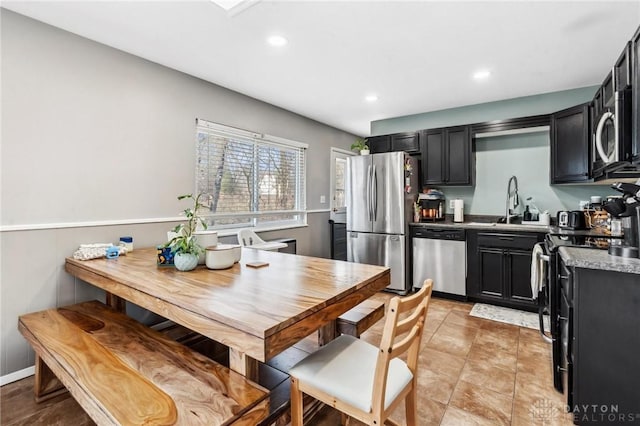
[473,70,491,80]
[365,94,378,102]
[267,35,288,47]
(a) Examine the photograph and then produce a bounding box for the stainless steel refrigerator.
[346,151,418,294]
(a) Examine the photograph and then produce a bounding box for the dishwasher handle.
[412,228,466,241]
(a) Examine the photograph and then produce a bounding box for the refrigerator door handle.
[373,165,378,221]
[367,164,373,221]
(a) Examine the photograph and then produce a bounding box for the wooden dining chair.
[289,280,433,426]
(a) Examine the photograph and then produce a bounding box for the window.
[195,119,307,229]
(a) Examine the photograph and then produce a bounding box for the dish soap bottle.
[523,205,532,221]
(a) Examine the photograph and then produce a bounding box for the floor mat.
[469,303,549,331]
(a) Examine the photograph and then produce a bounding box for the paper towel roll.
[453,199,464,223]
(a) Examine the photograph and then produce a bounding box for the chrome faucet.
[505,175,519,224]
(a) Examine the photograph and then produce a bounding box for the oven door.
[547,248,564,393]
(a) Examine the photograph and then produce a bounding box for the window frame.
[195,119,308,231]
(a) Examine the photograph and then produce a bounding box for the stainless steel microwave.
[593,87,633,178]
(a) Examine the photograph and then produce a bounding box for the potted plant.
[166,193,210,271]
[350,138,370,155]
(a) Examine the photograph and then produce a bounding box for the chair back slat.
[370,280,433,419]
[394,304,426,336]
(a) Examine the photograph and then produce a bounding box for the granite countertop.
[410,215,550,233]
[559,246,640,275]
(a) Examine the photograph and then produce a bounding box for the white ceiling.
[3,1,640,136]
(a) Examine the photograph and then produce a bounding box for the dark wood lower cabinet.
[467,230,544,311]
[329,220,347,261]
[561,262,640,424]
[477,248,504,298]
[508,249,537,302]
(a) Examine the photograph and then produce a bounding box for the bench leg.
[317,320,337,346]
[105,292,126,312]
[34,354,67,403]
[229,349,259,381]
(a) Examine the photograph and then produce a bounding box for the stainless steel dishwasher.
[411,227,466,297]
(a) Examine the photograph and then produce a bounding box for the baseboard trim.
[1,366,35,386]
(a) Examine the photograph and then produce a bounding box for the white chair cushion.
[289,335,413,413]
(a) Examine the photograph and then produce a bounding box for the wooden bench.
[336,298,385,338]
[18,300,269,426]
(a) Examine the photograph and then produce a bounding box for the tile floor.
[0,294,574,425]
[311,294,574,426]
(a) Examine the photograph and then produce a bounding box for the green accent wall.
[371,87,599,135]
[371,87,619,216]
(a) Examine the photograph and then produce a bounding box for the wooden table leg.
[318,320,337,346]
[105,292,126,313]
[229,348,259,381]
[34,354,67,402]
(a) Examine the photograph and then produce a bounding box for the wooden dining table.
[65,247,390,380]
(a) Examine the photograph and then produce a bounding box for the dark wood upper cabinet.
[615,41,632,90]
[367,135,391,153]
[550,102,591,184]
[421,129,445,184]
[391,132,419,153]
[601,71,615,107]
[421,126,472,186]
[368,132,419,154]
[446,127,471,185]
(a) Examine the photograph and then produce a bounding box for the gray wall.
[371,87,617,216]
[0,10,354,377]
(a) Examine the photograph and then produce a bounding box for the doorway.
[330,147,355,222]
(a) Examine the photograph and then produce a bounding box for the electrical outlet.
[320,195,326,204]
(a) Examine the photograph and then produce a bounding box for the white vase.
[360,149,370,155]
[174,252,198,271]
[194,231,218,264]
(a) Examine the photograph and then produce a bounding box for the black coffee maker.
[603,182,640,258]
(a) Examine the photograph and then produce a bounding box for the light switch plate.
[320,195,326,204]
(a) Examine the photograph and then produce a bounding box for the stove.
[545,233,619,251]
[541,231,622,399]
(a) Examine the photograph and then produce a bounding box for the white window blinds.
[195,119,307,229]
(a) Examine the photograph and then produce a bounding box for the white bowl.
[205,244,241,269]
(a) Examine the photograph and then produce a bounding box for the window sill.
[214,223,309,238]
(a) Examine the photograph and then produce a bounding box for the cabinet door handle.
[558,315,568,322]
[557,366,567,373]
[558,274,569,280]
[499,237,514,241]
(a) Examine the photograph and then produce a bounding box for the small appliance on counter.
[602,182,640,258]
[452,199,464,223]
[418,189,445,222]
[556,210,587,230]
